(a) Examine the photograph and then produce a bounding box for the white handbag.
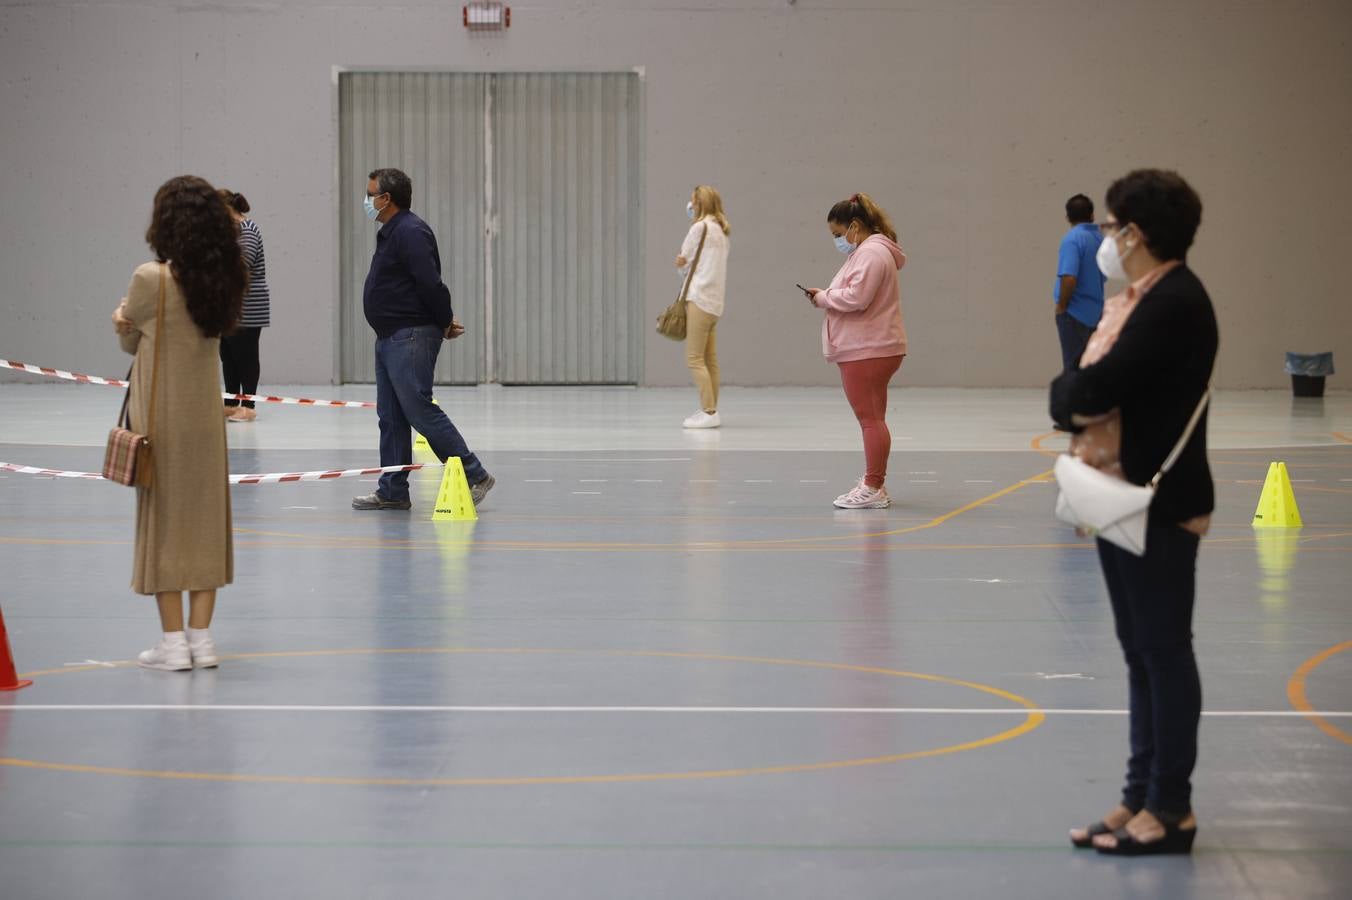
[1054,385,1211,556]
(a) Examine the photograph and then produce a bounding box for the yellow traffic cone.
[432,457,478,522]
[1251,461,1303,528]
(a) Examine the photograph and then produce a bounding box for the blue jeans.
[1097,524,1202,817]
[374,325,487,502]
[1056,312,1095,372]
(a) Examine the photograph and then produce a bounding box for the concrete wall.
[2,0,1349,389]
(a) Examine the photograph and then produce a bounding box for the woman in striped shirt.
[218,190,271,422]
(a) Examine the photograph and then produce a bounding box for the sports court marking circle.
[1288,640,1352,745]
[5,648,1045,786]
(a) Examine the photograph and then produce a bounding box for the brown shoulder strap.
[677,223,709,303]
[145,265,167,437]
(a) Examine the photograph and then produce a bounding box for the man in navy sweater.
[352,167,494,511]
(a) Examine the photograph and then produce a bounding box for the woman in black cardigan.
[1050,170,1218,856]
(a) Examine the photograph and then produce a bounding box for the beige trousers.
[685,304,720,412]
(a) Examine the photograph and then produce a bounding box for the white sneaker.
[683,410,721,429]
[833,480,891,509]
[188,635,219,669]
[137,636,192,671]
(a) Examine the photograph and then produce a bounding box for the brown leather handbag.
[103,265,166,488]
[656,223,707,341]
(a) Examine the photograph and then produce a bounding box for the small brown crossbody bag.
[102,265,166,488]
[656,223,708,341]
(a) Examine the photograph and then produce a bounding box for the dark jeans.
[374,325,487,502]
[1097,523,1202,818]
[220,326,262,408]
[1055,312,1095,372]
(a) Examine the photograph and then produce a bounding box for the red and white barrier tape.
[0,359,376,409]
[0,359,128,387]
[0,461,428,485]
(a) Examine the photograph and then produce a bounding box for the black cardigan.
[1050,265,1219,526]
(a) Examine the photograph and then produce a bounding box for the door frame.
[330,65,647,386]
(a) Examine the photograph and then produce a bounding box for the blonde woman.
[674,185,730,428]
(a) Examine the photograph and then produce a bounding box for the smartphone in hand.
[795,283,811,296]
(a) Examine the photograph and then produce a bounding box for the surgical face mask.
[686,201,695,220]
[364,193,384,222]
[834,234,856,255]
[1096,227,1133,280]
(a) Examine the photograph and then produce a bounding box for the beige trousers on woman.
[685,304,720,412]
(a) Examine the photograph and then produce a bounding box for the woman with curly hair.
[111,175,246,671]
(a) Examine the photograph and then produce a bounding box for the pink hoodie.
[815,234,908,363]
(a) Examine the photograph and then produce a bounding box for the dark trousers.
[1056,312,1095,372]
[220,326,263,409]
[1097,523,1202,817]
[374,325,487,502]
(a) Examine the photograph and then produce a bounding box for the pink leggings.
[838,355,904,488]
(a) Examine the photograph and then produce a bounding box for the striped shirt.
[238,218,271,327]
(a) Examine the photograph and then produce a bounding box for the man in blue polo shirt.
[351,167,494,511]
[1053,194,1107,371]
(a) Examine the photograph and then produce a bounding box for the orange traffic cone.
[0,607,32,691]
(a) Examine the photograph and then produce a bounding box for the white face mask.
[364,193,386,223]
[686,201,695,220]
[1096,226,1134,280]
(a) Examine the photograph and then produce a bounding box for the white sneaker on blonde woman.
[187,627,219,669]
[137,633,192,671]
[683,410,721,429]
[833,480,891,509]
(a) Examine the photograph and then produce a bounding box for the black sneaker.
[351,492,412,510]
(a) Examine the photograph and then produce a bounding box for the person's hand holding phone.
[796,283,820,308]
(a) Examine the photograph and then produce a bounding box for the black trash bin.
[1285,352,1334,398]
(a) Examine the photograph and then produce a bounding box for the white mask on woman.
[1096,227,1134,280]
[686,201,695,220]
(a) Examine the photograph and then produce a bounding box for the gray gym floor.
[1,384,1349,899]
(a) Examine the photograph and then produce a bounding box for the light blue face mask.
[686,201,695,220]
[363,193,384,222]
[834,234,856,255]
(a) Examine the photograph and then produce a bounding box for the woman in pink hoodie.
[805,193,908,509]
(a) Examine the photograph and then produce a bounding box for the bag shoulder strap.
[145,264,167,438]
[115,265,167,433]
[676,223,709,304]
[1149,378,1212,489]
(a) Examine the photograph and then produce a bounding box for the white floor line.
[4,705,1349,717]
[964,479,994,484]
[518,457,692,463]
[571,491,602,495]
[744,479,773,484]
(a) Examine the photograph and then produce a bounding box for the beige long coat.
[118,262,233,595]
